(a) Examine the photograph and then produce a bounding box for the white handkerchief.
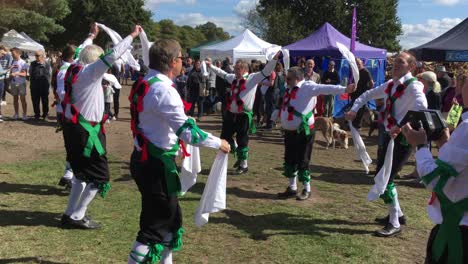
[368,139,394,201]
[194,152,228,227]
[201,61,209,77]
[96,23,140,71]
[139,29,153,67]
[282,48,290,70]
[348,121,372,174]
[336,42,359,85]
[180,145,201,194]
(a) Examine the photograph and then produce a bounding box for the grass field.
[0,134,433,263]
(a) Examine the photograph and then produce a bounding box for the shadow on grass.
[0,257,68,264]
[0,210,60,227]
[211,209,374,240]
[0,182,68,196]
[187,182,290,200]
[310,164,374,186]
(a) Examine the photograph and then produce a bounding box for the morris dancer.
[127,39,230,264]
[346,52,428,237]
[54,37,94,189]
[278,66,355,200]
[402,80,468,264]
[60,24,141,229]
[205,52,280,174]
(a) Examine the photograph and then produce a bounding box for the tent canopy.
[200,29,275,62]
[410,18,468,62]
[189,40,223,59]
[0,29,44,52]
[285,23,386,59]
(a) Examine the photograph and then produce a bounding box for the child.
[102,74,115,122]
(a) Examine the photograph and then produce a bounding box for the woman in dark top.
[175,67,187,101]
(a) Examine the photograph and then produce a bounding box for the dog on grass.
[332,123,349,149]
[361,108,380,136]
[314,117,334,149]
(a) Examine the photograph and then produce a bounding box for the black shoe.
[375,215,407,225]
[60,214,72,226]
[277,187,297,199]
[67,216,102,229]
[58,177,72,189]
[375,223,401,237]
[296,189,311,201]
[235,167,248,175]
[233,160,240,168]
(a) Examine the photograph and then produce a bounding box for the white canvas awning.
[0,29,44,52]
[200,29,277,62]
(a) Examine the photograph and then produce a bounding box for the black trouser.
[130,150,182,245]
[189,95,204,118]
[105,102,113,118]
[284,128,315,172]
[425,225,468,264]
[1,78,9,101]
[62,121,109,185]
[323,94,334,117]
[113,89,120,118]
[221,111,249,151]
[264,89,276,127]
[375,132,412,184]
[30,79,49,118]
[352,104,367,129]
[253,88,264,124]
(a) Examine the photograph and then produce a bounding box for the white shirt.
[416,112,468,226]
[281,80,345,131]
[103,73,122,90]
[351,72,427,131]
[11,58,28,84]
[209,59,277,113]
[56,38,94,107]
[137,69,221,151]
[64,35,133,122]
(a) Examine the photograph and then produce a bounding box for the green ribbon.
[283,163,297,178]
[236,147,249,161]
[99,49,114,69]
[298,169,311,183]
[147,142,181,196]
[243,109,256,134]
[98,182,111,198]
[176,118,208,145]
[146,243,164,264]
[73,47,82,60]
[293,110,313,136]
[59,64,70,71]
[379,182,396,204]
[78,115,105,158]
[421,159,466,264]
[171,227,185,252]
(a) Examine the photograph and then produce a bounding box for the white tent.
[0,29,44,52]
[200,29,276,62]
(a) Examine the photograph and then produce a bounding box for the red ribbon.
[178,139,191,158]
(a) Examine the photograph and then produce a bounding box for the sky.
[144,0,468,49]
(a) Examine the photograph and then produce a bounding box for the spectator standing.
[103,71,121,120]
[175,67,187,101]
[29,50,51,120]
[206,58,217,113]
[322,61,340,117]
[418,71,442,110]
[442,74,465,119]
[214,60,225,108]
[187,60,207,121]
[0,46,12,105]
[185,57,193,74]
[304,59,321,83]
[436,66,451,92]
[350,58,374,129]
[263,65,277,130]
[10,47,29,120]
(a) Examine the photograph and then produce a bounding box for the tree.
[0,0,70,42]
[247,0,401,51]
[51,0,153,48]
[195,22,230,42]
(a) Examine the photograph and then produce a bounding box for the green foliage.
[0,0,70,42]
[50,0,153,48]
[148,20,230,52]
[247,0,401,51]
